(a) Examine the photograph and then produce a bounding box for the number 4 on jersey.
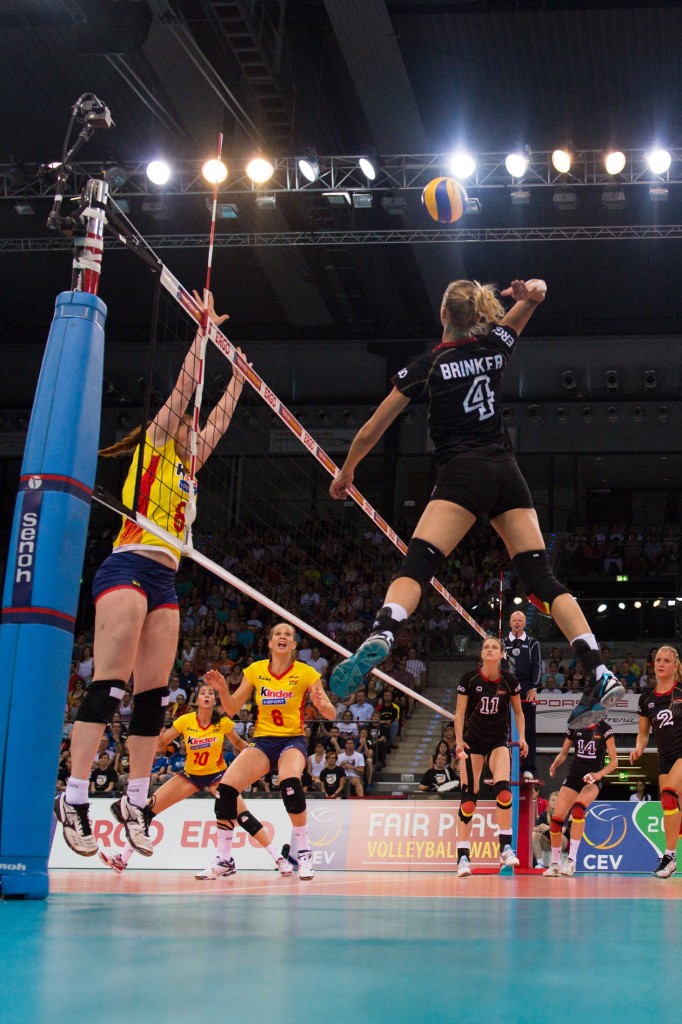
[463,374,495,421]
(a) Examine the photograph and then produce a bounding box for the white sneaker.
[111,796,154,857]
[500,845,520,868]
[543,863,560,877]
[522,771,535,781]
[276,856,294,877]
[653,853,676,879]
[457,856,472,878]
[53,794,97,857]
[195,857,237,880]
[560,858,576,877]
[99,850,127,874]
[297,849,315,881]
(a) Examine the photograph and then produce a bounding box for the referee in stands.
[504,610,541,780]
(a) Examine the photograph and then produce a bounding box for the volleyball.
[421,176,467,223]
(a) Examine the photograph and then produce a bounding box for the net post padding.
[135,512,454,722]
[158,265,486,643]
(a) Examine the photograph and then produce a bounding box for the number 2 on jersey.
[463,374,495,421]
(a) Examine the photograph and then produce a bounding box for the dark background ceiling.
[0,0,681,491]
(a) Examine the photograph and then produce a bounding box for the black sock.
[457,846,470,861]
[370,606,403,638]
[499,833,512,850]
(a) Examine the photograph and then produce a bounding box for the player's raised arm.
[499,278,547,337]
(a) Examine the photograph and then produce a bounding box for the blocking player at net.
[55,291,245,858]
[543,720,618,877]
[329,277,624,731]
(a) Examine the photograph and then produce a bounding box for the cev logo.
[583,804,628,850]
[309,806,342,847]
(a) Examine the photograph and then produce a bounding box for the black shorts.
[561,772,603,794]
[464,739,509,758]
[431,454,533,519]
[657,749,682,776]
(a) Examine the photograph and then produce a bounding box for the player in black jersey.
[329,277,622,730]
[453,637,527,876]
[543,721,618,877]
[631,645,682,878]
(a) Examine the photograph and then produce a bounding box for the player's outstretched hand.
[193,289,230,327]
[330,469,354,500]
[501,278,547,304]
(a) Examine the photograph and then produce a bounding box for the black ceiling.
[0,0,681,415]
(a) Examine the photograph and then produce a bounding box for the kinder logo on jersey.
[187,737,213,750]
[260,685,293,705]
[176,464,198,496]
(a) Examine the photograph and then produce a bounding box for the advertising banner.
[536,693,641,733]
[49,798,672,873]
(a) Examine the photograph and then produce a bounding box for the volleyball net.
[88,231,504,720]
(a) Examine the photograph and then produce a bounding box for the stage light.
[146,159,171,185]
[202,159,228,184]
[646,149,671,175]
[653,599,662,608]
[505,153,528,178]
[323,191,351,205]
[604,369,620,389]
[255,194,277,209]
[102,160,128,188]
[352,192,372,208]
[602,187,625,209]
[246,157,274,183]
[513,596,523,606]
[553,187,577,208]
[634,600,642,609]
[561,370,577,390]
[649,185,669,201]
[597,603,607,613]
[604,151,626,175]
[668,599,676,607]
[358,157,377,181]
[465,197,482,214]
[298,155,319,182]
[13,202,35,215]
[141,198,171,220]
[510,188,530,205]
[448,151,476,179]
[551,149,571,174]
[618,602,626,610]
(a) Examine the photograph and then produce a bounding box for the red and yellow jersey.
[244,659,320,738]
[173,711,236,775]
[113,433,197,566]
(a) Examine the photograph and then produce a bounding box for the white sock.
[217,828,234,860]
[293,825,309,851]
[120,843,134,865]
[665,848,676,858]
[570,632,599,650]
[126,778,150,809]
[569,839,580,861]
[551,846,561,865]
[65,778,89,806]
[266,842,280,864]
[384,603,408,622]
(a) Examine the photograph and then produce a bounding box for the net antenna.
[184,133,224,544]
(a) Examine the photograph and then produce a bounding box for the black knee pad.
[392,537,446,589]
[512,550,570,615]
[494,780,512,810]
[75,679,126,725]
[237,809,264,837]
[458,788,478,824]
[280,776,307,815]
[215,783,239,823]
[128,687,170,736]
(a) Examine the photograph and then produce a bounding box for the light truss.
[2,223,682,253]
[0,150,679,200]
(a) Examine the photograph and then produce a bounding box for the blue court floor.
[2,875,681,1024]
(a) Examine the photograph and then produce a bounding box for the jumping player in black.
[453,636,527,876]
[631,645,682,878]
[544,721,618,876]
[329,277,623,730]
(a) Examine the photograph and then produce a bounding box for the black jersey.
[319,765,345,796]
[419,765,458,792]
[391,323,518,466]
[638,684,682,760]
[457,668,520,748]
[564,722,613,775]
